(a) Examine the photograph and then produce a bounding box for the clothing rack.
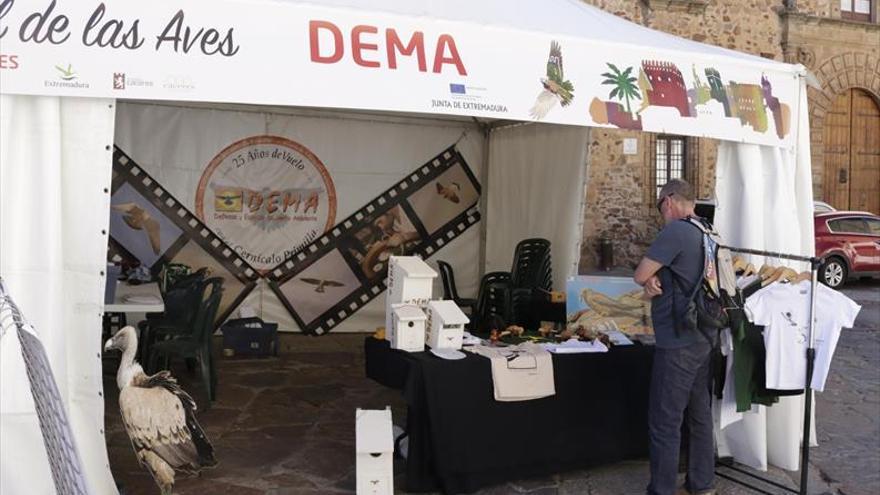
[714,246,823,495]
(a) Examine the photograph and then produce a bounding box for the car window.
[828,218,869,234]
[867,219,880,236]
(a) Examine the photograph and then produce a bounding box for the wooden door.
[850,90,880,214]
[823,89,880,214]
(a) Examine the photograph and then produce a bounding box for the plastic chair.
[474,271,513,332]
[148,277,223,405]
[138,269,207,363]
[508,239,554,328]
[436,260,477,315]
[510,238,552,290]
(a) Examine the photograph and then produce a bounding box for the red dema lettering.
[309,20,467,75]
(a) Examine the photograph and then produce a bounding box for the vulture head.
[105,326,144,391]
[104,326,217,494]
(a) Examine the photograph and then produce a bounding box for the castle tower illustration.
[689,65,712,115]
[705,68,731,117]
[761,75,790,138]
[641,61,690,117]
[728,81,769,133]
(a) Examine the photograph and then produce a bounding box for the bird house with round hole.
[390,304,427,352]
[426,300,469,349]
[355,407,394,495]
[385,256,437,338]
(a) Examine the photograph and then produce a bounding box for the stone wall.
[577,0,880,272]
[578,0,783,272]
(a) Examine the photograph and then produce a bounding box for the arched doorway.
[823,88,880,214]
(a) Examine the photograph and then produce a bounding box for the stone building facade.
[578,0,880,272]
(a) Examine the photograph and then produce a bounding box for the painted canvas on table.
[565,276,653,335]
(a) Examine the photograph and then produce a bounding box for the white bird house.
[426,300,469,350]
[356,408,394,495]
[385,256,437,338]
[390,304,427,352]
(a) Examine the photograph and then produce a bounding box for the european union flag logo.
[449,83,466,94]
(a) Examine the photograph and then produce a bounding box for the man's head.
[656,179,695,224]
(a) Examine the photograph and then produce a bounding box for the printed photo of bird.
[213,187,243,212]
[435,181,461,204]
[112,202,162,255]
[300,277,345,293]
[104,327,217,494]
[530,41,575,120]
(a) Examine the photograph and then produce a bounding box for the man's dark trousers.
[647,339,714,495]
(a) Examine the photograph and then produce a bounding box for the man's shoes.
[676,489,716,495]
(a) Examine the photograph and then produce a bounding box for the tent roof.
[273,0,794,72]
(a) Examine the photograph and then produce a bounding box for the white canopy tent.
[0,0,815,493]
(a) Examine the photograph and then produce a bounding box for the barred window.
[649,135,698,203]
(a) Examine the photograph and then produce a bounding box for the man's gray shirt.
[645,219,704,349]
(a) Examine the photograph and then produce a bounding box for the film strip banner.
[268,146,481,335]
[109,147,260,324]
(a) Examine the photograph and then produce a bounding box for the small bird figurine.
[435,182,461,204]
[104,326,217,494]
[300,277,345,293]
[112,202,162,255]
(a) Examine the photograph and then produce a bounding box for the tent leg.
[477,124,491,280]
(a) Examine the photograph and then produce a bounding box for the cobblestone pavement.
[104,280,878,495]
[809,280,880,495]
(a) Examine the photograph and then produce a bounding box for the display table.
[104,281,164,313]
[364,337,654,494]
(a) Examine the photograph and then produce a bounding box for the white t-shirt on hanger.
[744,281,861,392]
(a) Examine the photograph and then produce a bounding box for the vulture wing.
[120,371,216,477]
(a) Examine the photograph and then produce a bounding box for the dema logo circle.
[195,135,337,272]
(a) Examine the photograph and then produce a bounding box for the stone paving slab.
[105,281,878,494]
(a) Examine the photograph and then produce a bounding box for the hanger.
[779,267,799,283]
[758,264,775,280]
[743,263,757,277]
[732,256,747,273]
[762,266,784,285]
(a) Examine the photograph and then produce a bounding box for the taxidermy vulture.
[104,326,216,494]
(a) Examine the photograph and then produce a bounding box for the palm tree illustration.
[601,63,641,115]
[55,64,76,81]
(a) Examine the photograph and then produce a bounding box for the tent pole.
[574,127,592,279]
[477,122,491,281]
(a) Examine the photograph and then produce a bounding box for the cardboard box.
[425,300,469,350]
[355,408,393,495]
[390,304,427,352]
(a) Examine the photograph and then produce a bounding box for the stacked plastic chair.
[474,271,513,332]
[509,239,552,328]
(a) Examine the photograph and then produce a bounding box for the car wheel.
[819,257,847,289]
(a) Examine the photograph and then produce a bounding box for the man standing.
[634,179,715,495]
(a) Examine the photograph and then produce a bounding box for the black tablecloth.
[364,338,654,494]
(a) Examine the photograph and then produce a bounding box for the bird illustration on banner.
[530,41,575,119]
[300,278,345,293]
[436,181,461,204]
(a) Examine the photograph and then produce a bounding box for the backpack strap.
[672,218,719,346]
